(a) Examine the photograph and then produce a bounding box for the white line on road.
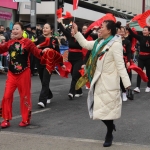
[12,108,50,119]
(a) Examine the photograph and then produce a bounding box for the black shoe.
[103,135,113,147]
[68,93,74,100]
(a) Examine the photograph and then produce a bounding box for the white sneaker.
[145,87,150,92]
[134,87,140,93]
[38,102,45,108]
[47,99,51,104]
[68,93,73,100]
[85,86,90,89]
[75,93,83,97]
[122,92,127,102]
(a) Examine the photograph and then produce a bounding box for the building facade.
[0,0,18,27]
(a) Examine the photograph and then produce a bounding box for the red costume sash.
[69,49,82,52]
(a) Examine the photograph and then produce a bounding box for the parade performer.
[0,22,63,128]
[117,23,132,101]
[57,19,83,100]
[35,23,60,108]
[0,22,45,128]
[72,20,131,147]
[126,24,150,93]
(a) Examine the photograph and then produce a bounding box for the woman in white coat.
[72,20,131,147]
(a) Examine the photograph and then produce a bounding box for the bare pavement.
[0,73,150,150]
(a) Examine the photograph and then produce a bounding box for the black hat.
[31,27,36,30]
[24,23,31,28]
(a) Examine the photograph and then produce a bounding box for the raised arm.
[58,22,71,39]
[25,39,43,59]
[127,28,142,41]
[74,32,95,50]
[112,42,131,88]
[126,40,131,62]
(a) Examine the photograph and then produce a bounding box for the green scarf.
[75,35,114,90]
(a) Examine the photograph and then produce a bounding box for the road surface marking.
[12,108,50,119]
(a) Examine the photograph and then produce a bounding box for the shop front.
[0,0,17,28]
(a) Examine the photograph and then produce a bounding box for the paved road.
[0,73,150,150]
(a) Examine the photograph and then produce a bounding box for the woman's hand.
[57,18,62,23]
[72,22,78,34]
[126,86,130,89]
[61,65,66,70]
[37,45,40,48]
[81,64,86,68]
[126,23,130,29]
[91,26,99,30]
[126,62,130,69]
[42,48,50,53]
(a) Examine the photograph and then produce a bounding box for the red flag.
[63,11,73,19]
[132,14,142,22]
[73,0,79,10]
[128,63,148,82]
[138,10,150,28]
[39,38,50,48]
[56,8,63,19]
[86,13,116,33]
[57,62,72,78]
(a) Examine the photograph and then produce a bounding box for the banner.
[0,0,17,9]
[0,11,12,20]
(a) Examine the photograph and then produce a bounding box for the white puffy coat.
[74,32,131,120]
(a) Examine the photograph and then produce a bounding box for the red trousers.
[1,68,32,122]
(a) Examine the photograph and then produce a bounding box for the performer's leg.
[39,67,52,106]
[1,71,17,121]
[120,79,126,92]
[102,120,115,147]
[137,58,145,88]
[69,60,83,97]
[37,66,44,83]
[17,68,32,125]
[145,58,150,87]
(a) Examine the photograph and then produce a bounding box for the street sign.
[24,4,31,9]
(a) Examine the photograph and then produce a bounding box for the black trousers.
[137,58,150,88]
[69,59,83,96]
[102,120,114,137]
[37,66,53,105]
[120,69,132,92]
[30,54,36,75]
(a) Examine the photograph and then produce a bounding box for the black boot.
[103,124,116,147]
[103,134,113,147]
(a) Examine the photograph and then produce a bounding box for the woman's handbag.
[127,89,134,100]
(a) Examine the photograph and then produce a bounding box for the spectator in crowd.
[0,25,9,41]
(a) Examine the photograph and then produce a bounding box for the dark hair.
[103,20,117,36]
[143,26,150,32]
[116,21,126,32]
[6,27,10,31]
[44,23,54,30]
[14,22,24,30]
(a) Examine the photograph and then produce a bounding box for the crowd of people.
[0,16,150,148]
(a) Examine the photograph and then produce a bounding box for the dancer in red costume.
[0,22,46,128]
